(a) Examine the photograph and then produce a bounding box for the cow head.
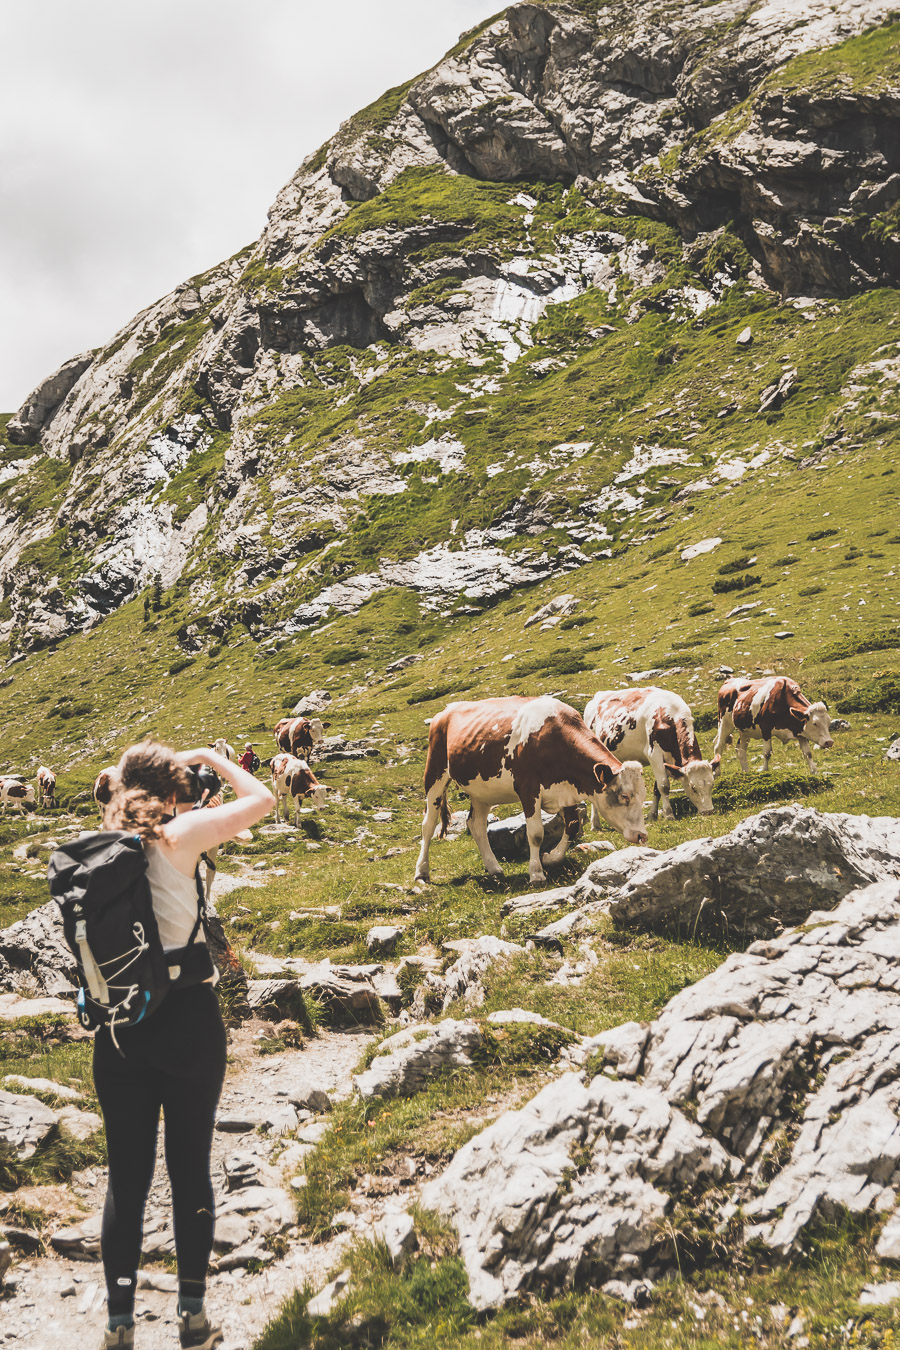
[286,759,328,808]
[592,760,648,844]
[802,702,833,750]
[665,755,720,816]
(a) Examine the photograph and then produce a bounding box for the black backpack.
[250,753,261,774]
[48,831,213,1043]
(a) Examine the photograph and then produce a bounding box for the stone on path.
[299,963,383,1024]
[56,1106,102,1140]
[2,1076,82,1102]
[247,978,311,1027]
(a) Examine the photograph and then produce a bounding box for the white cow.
[585,686,720,821]
[270,753,327,826]
[0,777,35,813]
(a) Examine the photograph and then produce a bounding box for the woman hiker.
[93,740,272,1349]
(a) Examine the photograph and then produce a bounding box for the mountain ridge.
[0,0,898,660]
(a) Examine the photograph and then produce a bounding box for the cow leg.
[543,806,580,867]
[648,746,670,820]
[713,713,733,761]
[736,731,751,773]
[797,736,817,772]
[761,738,773,772]
[414,773,451,883]
[273,791,281,825]
[466,799,505,880]
[519,799,546,886]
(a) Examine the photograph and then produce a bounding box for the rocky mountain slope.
[1,0,899,657]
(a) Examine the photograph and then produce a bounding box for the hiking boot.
[100,1327,134,1350]
[178,1308,223,1350]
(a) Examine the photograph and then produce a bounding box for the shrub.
[837,673,900,715]
[716,555,755,575]
[711,573,761,594]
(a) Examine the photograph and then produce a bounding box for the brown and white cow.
[211,738,236,762]
[93,767,119,808]
[585,686,720,821]
[0,776,35,813]
[714,675,833,773]
[273,717,326,759]
[270,753,327,825]
[415,696,647,886]
[36,766,57,808]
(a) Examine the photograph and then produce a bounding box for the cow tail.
[437,788,451,839]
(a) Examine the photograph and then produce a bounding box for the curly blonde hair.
[103,740,193,841]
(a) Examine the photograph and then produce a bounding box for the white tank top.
[145,843,204,953]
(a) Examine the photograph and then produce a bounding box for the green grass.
[254,1209,900,1350]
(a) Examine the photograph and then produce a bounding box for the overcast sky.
[0,0,497,411]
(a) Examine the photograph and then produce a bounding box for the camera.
[182,764,222,804]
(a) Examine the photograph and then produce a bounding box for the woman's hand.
[176,748,214,768]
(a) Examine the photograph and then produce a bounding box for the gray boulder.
[886,738,900,763]
[423,880,900,1308]
[247,978,311,1028]
[0,901,78,998]
[353,1019,484,1100]
[299,963,383,1024]
[554,807,900,939]
[487,810,567,862]
[411,936,525,1016]
[0,1089,58,1158]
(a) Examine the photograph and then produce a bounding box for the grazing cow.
[273,717,326,758]
[36,766,57,808]
[211,738,236,762]
[93,767,119,807]
[415,696,647,886]
[585,686,720,821]
[270,753,327,825]
[714,675,833,772]
[0,777,35,813]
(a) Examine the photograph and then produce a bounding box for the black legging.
[93,983,227,1316]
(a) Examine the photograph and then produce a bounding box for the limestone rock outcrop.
[508,806,900,940]
[423,880,900,1309]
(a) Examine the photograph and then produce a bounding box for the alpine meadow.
[1,2,900,1348]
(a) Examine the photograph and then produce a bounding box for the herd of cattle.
[1,675,835,886]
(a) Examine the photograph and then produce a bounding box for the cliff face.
[1,0,898,654]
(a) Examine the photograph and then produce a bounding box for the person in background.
[238,743,259,774]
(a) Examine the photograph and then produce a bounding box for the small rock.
[884,738,900,763]
[56,1106,102,1140]
[0,1089,57,1158]
[50,1212,102,1257]
[137,1270,178,1293]
[291,1087,333,1114]
[774,631,794,640]
[829,719,851,733]
[215,1113,265,1133]
[373,1211,418,1267]
[366,925,403,956]
[2,1076,82,1103]
[736,326,753,346]
[373,810,393,823]
[307,1268,352,1318]
[354,1019,483,1100]
[860,1282,900,1306]
[881,1207,900,1255]
[247,978,310,1026]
